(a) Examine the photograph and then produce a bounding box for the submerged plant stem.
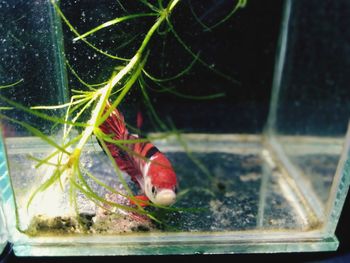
[74,0,180,152]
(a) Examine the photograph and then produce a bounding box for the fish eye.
[152,186,156,194]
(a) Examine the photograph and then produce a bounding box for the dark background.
[60,0,283,134]
[1,0,282,134]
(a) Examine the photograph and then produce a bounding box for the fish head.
[144,153,178,206]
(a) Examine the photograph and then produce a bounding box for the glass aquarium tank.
[0,197,7,255]
[0,0,349,256]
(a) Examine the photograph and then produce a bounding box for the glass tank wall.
[0,135,9,255]
[0,200,7,255]
[0,0,349,256]
[266,0,350,237]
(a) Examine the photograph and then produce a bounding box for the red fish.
[99,102,178,207]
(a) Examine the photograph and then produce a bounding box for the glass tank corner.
[0,203,7,255]
[0,138,10,255]
[0,0,349,256]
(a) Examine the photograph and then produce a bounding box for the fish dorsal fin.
[99,103,127,140]
[98,102,142,186]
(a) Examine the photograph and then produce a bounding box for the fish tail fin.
[99,101,127,140]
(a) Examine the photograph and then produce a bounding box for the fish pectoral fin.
[129,195,149,207]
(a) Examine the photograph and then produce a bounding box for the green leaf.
[0,114,71,154]
[142,51,200,83]
[51,0,129,61]
[166,18,240,84]
[0,79,23,89]
[0,95,88,128]
[26,167,63,210]
[73,13,157,42]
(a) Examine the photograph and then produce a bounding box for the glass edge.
[324,122,350,234]
[47,0,70,104]
[12,235,339,256]
[265,0,291,134]
[0,133,17,245]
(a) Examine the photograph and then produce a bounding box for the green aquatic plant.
[0,0,248,232]
[189,0,247,32]
[0,79,24,90]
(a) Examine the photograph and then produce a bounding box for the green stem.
[74,0,180,153]
[74,53,140,152]
[73,13,157,42]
